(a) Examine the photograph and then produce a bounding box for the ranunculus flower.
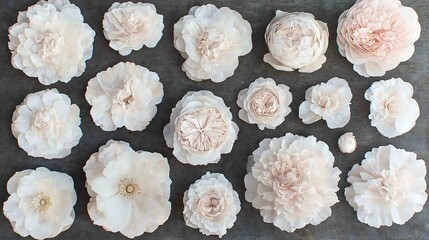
[264,11,329,73]
[173,4,252,82]
[337,0,421,77]
[338,132,357,153]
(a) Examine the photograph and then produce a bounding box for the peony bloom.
[183,172,240,237]
[364,78,419,138]
[264,11,329,73]
[173,4,252,82]
[345,145,427,228]
[84,140,171,238]
[12,89,82,159]
[299,77,352,129]
[244,133,341,232]
[8,0,95,85]
[338,132,357,153]
[103,2,164,56]
[3,167,77,240]
[237,77,292,130]
[337,0,421,77]
[86,62,163,131]
[163,91,239,165]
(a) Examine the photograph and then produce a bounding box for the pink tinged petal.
[263,53,293,71]
[299,101,321,124]
[298,55,326,73]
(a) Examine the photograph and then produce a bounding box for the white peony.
[173,4,252,82]
[3,167,77,240]
[8,0,95,85]
[85,62,163,131]
[84,140,171,238]
[364,78,419,138]
[103,2,164,56]
[345,145,427,228]
[11,89,82,159]
[338,132,357,153]
[244,133,341,232]
[237,77,292,130]
[183,172,240,238]
[163,91,239,165]
[299,77,352,129]
[264,11,329,73]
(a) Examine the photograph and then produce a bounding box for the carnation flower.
[8,0,95,85]
[264,11,329,73]
[244,133,341,232]
[338,132,357,153]
[173,4,252,82]
[337,0,421,77]
[345,145,427,228]
[163,91,239,165]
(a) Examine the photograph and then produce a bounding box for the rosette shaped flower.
[3,167,77,240]
[86,62,163,131]
[173,4,252,82]
[183,172,240,237]
[12,89,82,159]
[8,0,95,85]
[84,140,171,238]
[337,0,421,77]
[244,133,341,232]
[264,11,329,73]
[163,91,239,165]
[338,132,357,154]
[345,145,427,228]
[299,77,352,129]
[237,77,292,130]
[103,2,164,56]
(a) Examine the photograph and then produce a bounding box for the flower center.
[197,191,225,217]
[351,27,395,56]
[279,25,305,48]
[269,153,304,200]
[37,32,64,61]
[318,95,332,108]
[249,89,280,119]
[114,80,135,106]
[31,193,52,214]
[118,178,141,199]
[33,108,58,129]
[375,170,396,201]
[198,30,229,62]
[112,8,146,35]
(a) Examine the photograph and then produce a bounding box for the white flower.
[85,62,163,131]
[173,4,252,82]
[183,172,240,238]
[237,77,292,130]
[264,11,329,73]
[3,167,77,240]
[244,133,341,232]
[364,78,419,138]
[11,89,82,159]
[345,145,427,228]
[103,2,164,56]
[338,132,357,153]
[299,77,352,129]
[84,140,171,238]
[8,0,95,85]
[163,91,239,165]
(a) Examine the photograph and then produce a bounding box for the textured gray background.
[0,0,428,239]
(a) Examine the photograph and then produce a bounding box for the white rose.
[338,132,357,153]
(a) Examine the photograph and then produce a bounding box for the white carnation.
[338,132,357,153]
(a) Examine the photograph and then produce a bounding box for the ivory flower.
[11,89,82,159]
[299,77,352,129]
[237,77,292,130]
[103,2,164,56]
[264,11,329,73]
[3,167,77,240]
[244,133,341,232]
[173,4,252,82]
[8,0,95,85]
[345,145,427,228]
[84,140,171,238]
[86,62,163,131]
[338,132,357,153]
[183,172,240,237]
[364,78,419,138]
[337,0,421,77]
[163,91,239,165]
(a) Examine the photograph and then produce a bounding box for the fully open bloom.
[345,145,427,228]
[3,167,77,240]
[244,133,341,232]
[8,0,95,85]
[338,132,357,153]
[84,140,171,238]
[237,77,292,130]
[364,78,419,138]
[337,0,421,77]
[264,11,329,73]
[163,91,239,165]
[173,4,252,82]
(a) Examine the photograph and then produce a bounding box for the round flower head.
[338,132,357,153]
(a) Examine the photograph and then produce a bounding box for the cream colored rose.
[338,132,357,153]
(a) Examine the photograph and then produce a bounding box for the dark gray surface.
[0,0,428,239]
